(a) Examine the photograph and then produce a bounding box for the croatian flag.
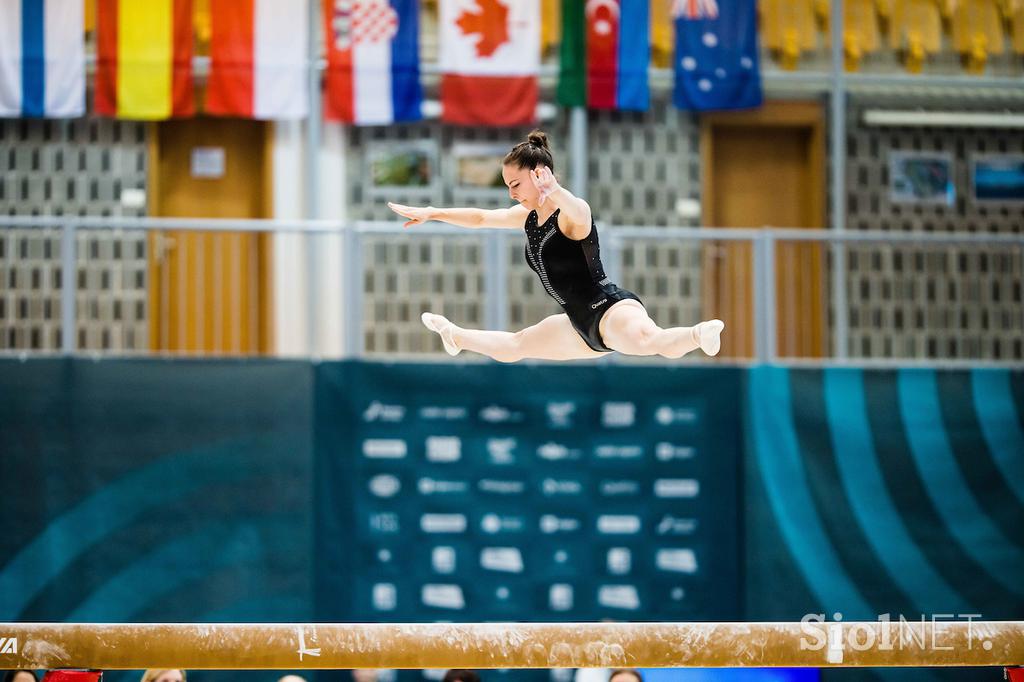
[205,0,309,119]
[673,0,762,112]
[324,0,423,124]
[558,0,649,111]
[0,0,84,118]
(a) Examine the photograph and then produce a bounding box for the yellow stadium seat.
[652,0,673,68]
[1011,0,1024,53]
[541,0,560,55]
[889,0,944,71]
[820,0,884,71]
[760,0,819,70]
[952,0,1005,72]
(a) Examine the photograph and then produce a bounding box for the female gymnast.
[388,130,724,363]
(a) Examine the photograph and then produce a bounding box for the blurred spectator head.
[442,671,480,682]
[352,671,378,682]
[608,670,642,682]
[3,670,38,682]
[140,670,185,682]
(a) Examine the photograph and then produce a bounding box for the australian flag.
[673,0,762,111]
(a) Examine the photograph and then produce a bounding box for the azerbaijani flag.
[206,0,309,119]
[439,0,539,127]
[323,0,423,125]
[0,0,85,118]
[95,0,194,119]
[557,0,649,111]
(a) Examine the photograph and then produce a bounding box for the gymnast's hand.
[530,166,560,206]
[388,202,434,228]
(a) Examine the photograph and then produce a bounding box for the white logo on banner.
[480,405,524,424]
[655,406,699,426]
[655,443,696,461]
[432,546,457,574]
[546,401,577,428]
[601,402,636,428]
[420,513,467,533]
[598,585,640,610]
[486,437,517,464]
[549,584,574,611]
[541,478,583,496]
[369,512,400,533]
[419,406,468,421]
[421,584,465,610]
[537,442,581,461]
[418,478,469,495]
[597,515,642,535]
[372,583,397,611]
[656,515,699,535]
[478,479,525,495]
[594,445,643,460]
[607,548,632,575]
[362,439,407,459]
[426,436,461,462]
[480,547,524,573]
[656,548,698,574]
[481,513,525,534]
[368,474,401,498]
[600,480,641,496]
[540,514,581,534]
[0,638,17,655]
[362,401,406,422]
[654,479,700,498]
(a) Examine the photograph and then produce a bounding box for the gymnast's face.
[502,164,541,211]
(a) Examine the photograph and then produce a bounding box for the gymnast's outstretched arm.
[387,202,528,230]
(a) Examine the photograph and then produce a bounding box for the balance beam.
[2,622,1023,670]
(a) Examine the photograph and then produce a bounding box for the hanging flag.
[0,0,85,118]
[440,0,539,126]
[558,0,649,110]
[206,0,309,120]
[95,0,194,119]
[324,0,423,125]
[673,0,762,112]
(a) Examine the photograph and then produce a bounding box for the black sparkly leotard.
[524,208,643,352]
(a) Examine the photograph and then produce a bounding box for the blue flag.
[673,0,762,112]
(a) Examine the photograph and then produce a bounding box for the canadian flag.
[439,0,539,126]
[205,0,309,119]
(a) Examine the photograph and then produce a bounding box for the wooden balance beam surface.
[2,621,1023,670]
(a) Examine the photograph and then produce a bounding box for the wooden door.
[148,117,273,354]
[701,101,826,358]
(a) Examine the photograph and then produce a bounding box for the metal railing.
[2,216,1023,365]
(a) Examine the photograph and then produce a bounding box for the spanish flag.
[95,0,194,119]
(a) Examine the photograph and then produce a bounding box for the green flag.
[557,0,585,107]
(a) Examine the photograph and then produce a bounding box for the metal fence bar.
[60,223,77,355]
[343,228,364,357]
[484,232,508,332]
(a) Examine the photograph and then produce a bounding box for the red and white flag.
[439,0,539,126]
[205,0,309,119]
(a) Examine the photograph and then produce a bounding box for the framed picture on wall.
[452,143,510,194]
[972,154,1024,203]
[889,151,955,206]
[367,140,437,194]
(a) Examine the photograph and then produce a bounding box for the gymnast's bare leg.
[422,312,605,362]
[598,300,724,359]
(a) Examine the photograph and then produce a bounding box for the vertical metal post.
[569,107,587,197]
[344,227,364,357]
[830,0,849,359]
[752,235,766,363]
[484,232,508,332]
[764,234,778,363]
[305,0,323,356]
[60,223,77,354]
